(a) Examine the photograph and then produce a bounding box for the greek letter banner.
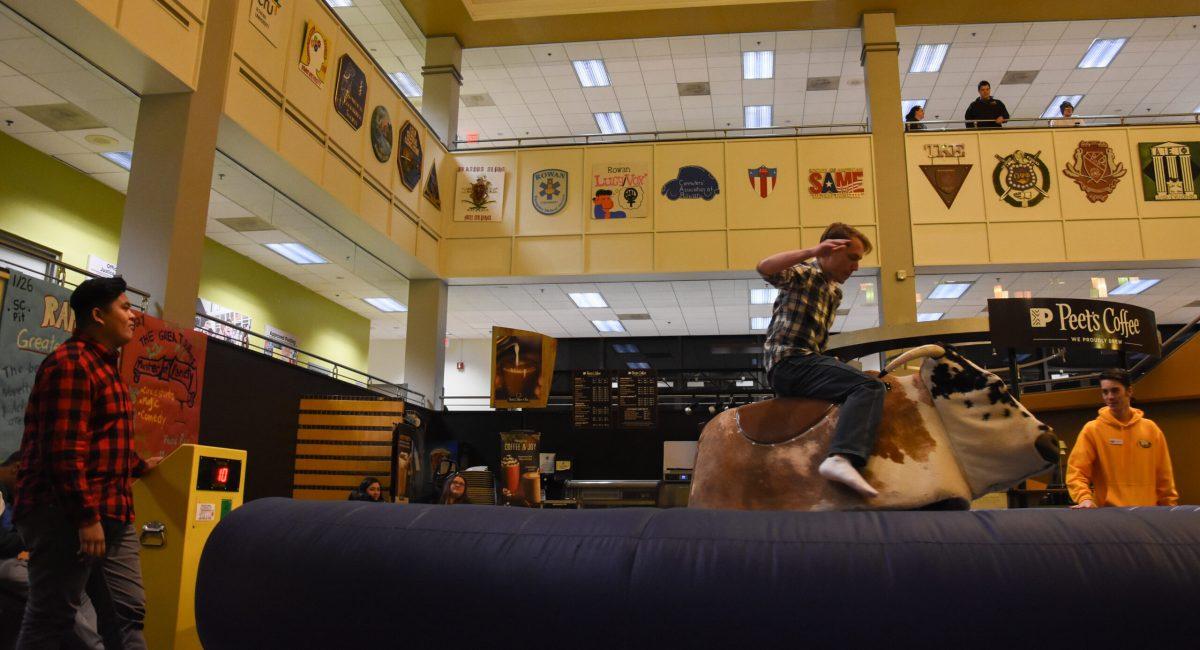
[0,270,75,458]
[119,313,209,459]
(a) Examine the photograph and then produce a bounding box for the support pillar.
[116,0,237,325]
[404,279,448,410]
[861,12,917,327]
[421,36,463,150]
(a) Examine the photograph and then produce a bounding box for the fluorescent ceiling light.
[917,312,943,322]
[750,287,779,304]
[100,151,132,171]
[901,99,926,117]
[1091,277,1109,298]
[1078,38,1126,69]
[928,281,972,300]
[592,319,625,332]
[569,292,608,308]
[744,105,772,128]
[594,112,626,134]
[627,361,651,369]
[389,72,421,98]
[325,0,353,7]
[1109,278,1159,295]
[1042,95,1084,118]
[612,343,639,354]
[364,297,407,312]
[909,43,950,73]
[743,50,774,80]
[264,242,328,265]
[572,59,610,87]
[750,317,771,331]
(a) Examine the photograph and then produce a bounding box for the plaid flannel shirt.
[762,261,843,373]
[13,337,146,526]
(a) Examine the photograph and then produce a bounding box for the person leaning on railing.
[1049,100,1085,127]
[964,80,1009,129]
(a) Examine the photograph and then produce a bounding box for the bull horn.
[883,344,946,373]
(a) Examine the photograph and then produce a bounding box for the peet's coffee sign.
[988,298,1160,356]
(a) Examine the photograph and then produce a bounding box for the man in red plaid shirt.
[12,276,160,649]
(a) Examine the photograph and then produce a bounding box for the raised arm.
[756,239,848,279]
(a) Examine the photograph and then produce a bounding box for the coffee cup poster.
[499,431,542,507]
[454,165,506,222]
[490,327,557,409]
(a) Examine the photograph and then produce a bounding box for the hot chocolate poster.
[499,431,541,507]
[490,327,556,409]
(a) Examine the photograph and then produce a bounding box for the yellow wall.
[0,132,370,369]
[908,124,1200,266]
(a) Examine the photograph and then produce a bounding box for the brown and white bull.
[689,344,1060,511]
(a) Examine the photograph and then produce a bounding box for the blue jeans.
[769,354,886,468]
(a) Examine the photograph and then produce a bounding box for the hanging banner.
[195,298,251,346]
[499,431,541,507]
[297,21,329,89]
[263,324,298,363]
[454,164,506,222]
[591,163,648,218]
[249,0,286,47]
[490,327,556,409]
[1138,141,1199,201]
[988,298,1160,356]
[423,159,442,209]
[0,271,74,458]
[369,105,393,163]
[333,54,367,130]
[808,168,865,198]
[120,314,209,459]
[398,122,424,190]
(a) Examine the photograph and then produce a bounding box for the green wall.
[0,132,370,369]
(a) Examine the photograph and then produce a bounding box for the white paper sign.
[195,503,216,521]
[86,255,117,278]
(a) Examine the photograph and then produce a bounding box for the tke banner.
[988,298,1160,356]
[119,313,209,459]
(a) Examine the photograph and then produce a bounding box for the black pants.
[15,507,146,650]
[769,354,886,467]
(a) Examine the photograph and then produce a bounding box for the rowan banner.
[120,313,209,459]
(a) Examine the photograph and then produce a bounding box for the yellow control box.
[133,444,247,650]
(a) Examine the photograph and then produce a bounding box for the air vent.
[16,103,104,131]
[844,78,864,87]
[460,93,495,107]
[806,76,840,91]
[836,308,851,316]
[217,216,275,232]
[677,82,711,96]
[1000,70,1039,85]
[616,313,651,320]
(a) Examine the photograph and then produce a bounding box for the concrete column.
[116,0,237,325]
[861,12,917,327]
[421,36,463,150]
[404,279,448,409]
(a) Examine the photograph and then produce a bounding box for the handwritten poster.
[119,314,208,459]
[0,271,75,458]
[453,165,506,222]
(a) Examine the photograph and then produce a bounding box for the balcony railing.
[453,121,870,150]
[915,112,1200,132]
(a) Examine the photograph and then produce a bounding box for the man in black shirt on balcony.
[964,80,1009,129]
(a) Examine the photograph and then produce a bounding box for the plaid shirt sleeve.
[37,355,101,526]
[762,265,799,289]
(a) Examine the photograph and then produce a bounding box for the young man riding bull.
[757,223,884,497]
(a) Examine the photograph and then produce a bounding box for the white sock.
[818,455,879,498]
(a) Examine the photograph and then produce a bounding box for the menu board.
[572,370,612,430]
[616,369,657,430]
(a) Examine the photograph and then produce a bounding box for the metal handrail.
[0,256,151,302]
[453,122,869,149]
[918,112,1200,131]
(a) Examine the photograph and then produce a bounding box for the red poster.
[119,314,208,458]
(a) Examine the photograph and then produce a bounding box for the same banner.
[490,327,556,409]
[119,313,209,459]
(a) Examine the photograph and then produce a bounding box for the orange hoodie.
[1066,407,1179,507]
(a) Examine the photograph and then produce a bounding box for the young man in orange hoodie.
[1066,368,1179,508]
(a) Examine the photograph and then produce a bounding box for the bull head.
[886,344,1059,497]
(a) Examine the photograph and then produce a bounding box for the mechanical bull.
[690,344,1059,511]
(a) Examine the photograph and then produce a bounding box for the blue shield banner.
[532,169,568,215]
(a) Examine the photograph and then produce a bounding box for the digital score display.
[196,456,243,492]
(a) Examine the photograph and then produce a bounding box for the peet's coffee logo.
[990,298,1160,356]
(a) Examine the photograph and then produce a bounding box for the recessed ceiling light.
[264,242,328,265]
[364,297,407,312]
[928,281,972,300]
[744,105,772,128]
[1078,38,1126,69]
[84,134,118,147]
[627,361,651,369]
[1042,95,1084,118]
[569,292,608,308]
[325,0,353,7]
[592,319,625,332]
[901,99,926,117]
[909,43,950,73]
[594,112,626,134]
[389,72,421,98]
[99,151,132,171]
[917,312,943,322]
[743,50,774,80]
[750,287,778,304]
[1109,278,1159,295]
[572,59,610,87]
[1091,277,1109,298]
[750,317,771,330]
[613,343,639,354]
